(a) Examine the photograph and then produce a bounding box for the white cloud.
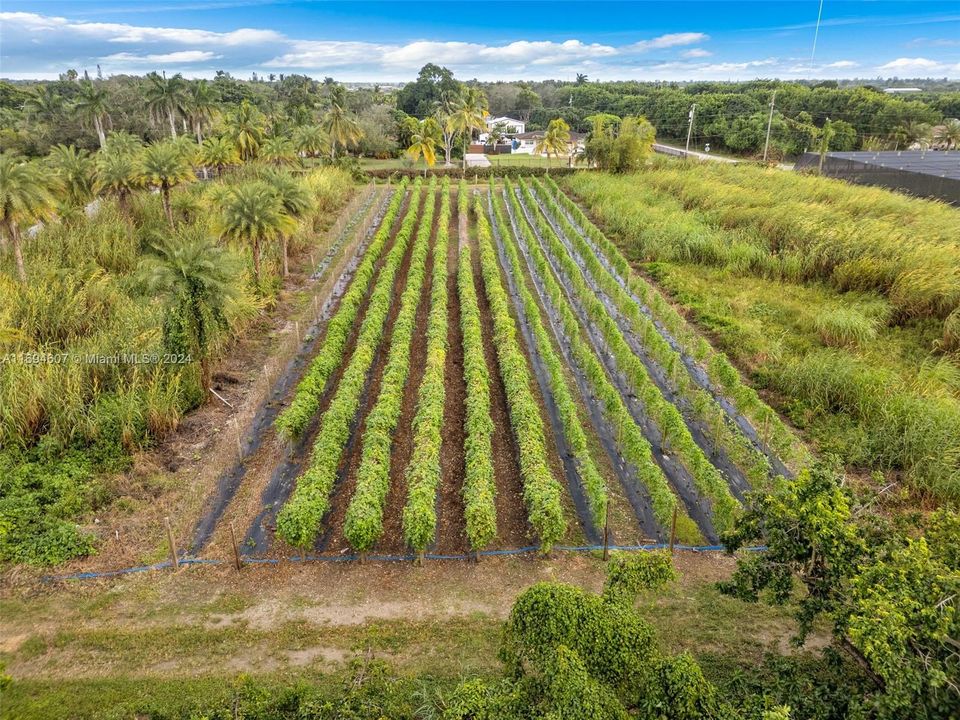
[681,48,712,58]
[824,60,859,68]
[876,56,960,75]
[629,32,709,51]
[102,50,221,64]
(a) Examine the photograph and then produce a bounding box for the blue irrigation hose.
[41,544,766,583]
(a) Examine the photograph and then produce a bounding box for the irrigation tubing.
[42,544,768,583]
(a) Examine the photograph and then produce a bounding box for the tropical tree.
[223,100,266,161]
[47,144,95,209]
[535,118,571,166]
[197,136,240,177]
[260,136,298,167]
[102,131,144,157]
[216,181,295,285]
[186,80,219,144]
[934,118,960,149]
[23,85,64,124]
[141,231,239,392]
[145,72,190,138]
[448,87,489,170]
[292,124,327,158]
[405,119,438,176]
[73,80,111,148]
[94,149,142,217]
[0,154,53,283]
[321,86,363,159]
[140,140,195,226]
[264,170,313,276]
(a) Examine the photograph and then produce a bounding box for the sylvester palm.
[198,136,240,177]
[217,182,295,285]
[934,119,960,149]
[141,230,239,390]
[292,124,327,159]
[95,150,142,217]
[260,136,299,167]
[264,170,314,276]
[0,154,53,283]
[73,80,111,149]
[140,141,196,226]
[47,144,95,209]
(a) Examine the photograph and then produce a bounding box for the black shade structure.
[795,151,960,205]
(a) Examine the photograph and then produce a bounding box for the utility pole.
[763,90,777,162]
[685,103,697,157]
[818,117,832,173]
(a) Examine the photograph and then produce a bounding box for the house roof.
[486,116,523,125]
[514,130,587,142]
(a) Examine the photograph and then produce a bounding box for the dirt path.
[466,198,531,549]
[322,192,427,554]
[375,190,439,554]
[434,191,468,554]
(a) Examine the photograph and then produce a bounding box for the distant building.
[511,130,587,156]
[883,87,923,94]
[794,150,960,205]
[485,116,525,134]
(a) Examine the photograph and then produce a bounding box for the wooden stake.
[294,321,300,343]
[416,551,424,567]
[235,421,243,460]
[230,522,242,572]
[602,504,610,561]
[669,506,678,554]
[165,516,179,570]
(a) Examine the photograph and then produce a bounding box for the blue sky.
[2,1,958,81]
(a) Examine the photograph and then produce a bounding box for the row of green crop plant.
[549,174,810,468]
[511,179,740,535]
[276,179,425,548]
[275,180,409,439]
[598,165,960,331]
[402,179,451,554]
[343,179,438,552]
[525,177,772,488]
[457,182,498,552]
[488,186,608,531]
[499,179,701,544]
[472,192,567,551]
[659,158,960,246]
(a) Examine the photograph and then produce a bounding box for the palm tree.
[260,136,298,167]
[576,73,589,85]
[264,170,314,276]
[933,118,960,149]
[322,86,362,160]
[216,182,295,285]
[293,124,327,159]
[95,150,142,217]
[186,80,219,144]
[102,131,144,157]
[23,85,64,124]
[535,118,572,168]
[198,136,240,177]
[0,154,53,283]
[73,80,111,149]
[141,231,238,391]
[406,123,438,177]
[223,100,266,161]
[47,144,95,209]
[145,72,189,138]
[140,141,196,226]
[448,88,489,170]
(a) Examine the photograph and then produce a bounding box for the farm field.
[565,161,960,501]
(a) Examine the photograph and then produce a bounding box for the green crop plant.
[276,179,425,548]
[402,179,451,553]
[490,190,608,530]
[472,191,566,552]
[544,175,807,468]
[275,180,408,439]
[456,182,498,552]
[528,178,773,487]
[813,307,881,347]
[345,178,437,553]
[501,178,700,544]
[512,179,739,534]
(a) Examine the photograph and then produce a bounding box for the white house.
[511,130,587,156]
[479,116,526,143]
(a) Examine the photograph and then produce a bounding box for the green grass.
[487,154,571,168]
